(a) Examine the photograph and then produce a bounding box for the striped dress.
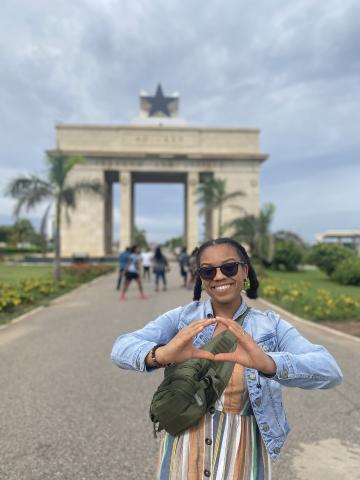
[156,363,271,480]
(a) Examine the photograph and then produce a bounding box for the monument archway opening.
[133,175,185,247]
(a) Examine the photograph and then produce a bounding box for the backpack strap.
[200,306,250,354]
[195,306,251,408]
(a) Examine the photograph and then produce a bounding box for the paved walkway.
[0,269,359,479]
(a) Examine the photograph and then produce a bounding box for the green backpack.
[149,307,250,437]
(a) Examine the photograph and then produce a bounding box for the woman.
[153,246,169,292]
[120,245,147,300]
[111,238,342,479]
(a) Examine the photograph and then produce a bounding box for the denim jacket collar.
[204,296,248,320]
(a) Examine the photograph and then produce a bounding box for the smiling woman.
[111,237,343,480]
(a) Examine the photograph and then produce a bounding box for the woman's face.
[199,244,248,305]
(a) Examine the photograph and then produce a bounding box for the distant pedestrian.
[178,246,190,287]
[120,245,147,300]
[141,248,153,281]
[116,247,130,290]
[153,246,169,292]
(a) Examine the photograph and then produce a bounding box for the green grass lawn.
[263,268,360,301]
[0,264,53,283]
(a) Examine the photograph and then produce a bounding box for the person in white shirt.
[141,248,153,281]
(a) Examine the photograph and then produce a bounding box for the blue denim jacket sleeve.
[262,311,343,389]
[111,306,183,372]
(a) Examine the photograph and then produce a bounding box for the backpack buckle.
[194,392,204,406]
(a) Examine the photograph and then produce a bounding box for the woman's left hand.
[213,316,277,375]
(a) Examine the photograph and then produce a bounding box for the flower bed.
[260,279,360,321]
[0,264,115,323]
[0,279,67,313]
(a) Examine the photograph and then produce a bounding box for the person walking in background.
[153,246,169,292]
[141,247,153,281]
[116,247,130,290]
[178,246,190,288]
[120,245,147,300]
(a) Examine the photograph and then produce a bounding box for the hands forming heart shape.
[155,317,276,376]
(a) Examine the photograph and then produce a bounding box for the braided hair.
[193,238,259,301]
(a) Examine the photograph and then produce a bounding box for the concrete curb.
[0,306,45,331]
[0,273,112,332]
[257,297,360,344]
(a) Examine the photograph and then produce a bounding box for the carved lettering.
[123,133,187,146]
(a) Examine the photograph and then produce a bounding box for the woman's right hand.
[154,319,216,365]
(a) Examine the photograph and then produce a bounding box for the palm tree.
[226,203,275,265]
[197,177,245,238]
[6,153,103,281]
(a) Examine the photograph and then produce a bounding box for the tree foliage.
[332,257,360,286]
[133,226,148,249]
[272,240,304,271]
[226,203,275,265]
[165,235,184,251]
[8,219,36,245]
[0,225,15,243]
[274,230,307,248]
[197,177,244,237]
[6,153,103,280]
[308,243,356,276]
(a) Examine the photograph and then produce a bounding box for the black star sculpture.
[143,84,175,117]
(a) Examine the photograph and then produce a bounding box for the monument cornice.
[47,149,268,163]
[56,124,261,134]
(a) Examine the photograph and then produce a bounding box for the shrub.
[308,243,356,276]
[63,264,115,283]
[272,241,303,271]
[332,257,360,286]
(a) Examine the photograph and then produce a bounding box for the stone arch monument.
[51,85,268,256]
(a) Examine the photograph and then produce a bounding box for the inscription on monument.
[122,132,197,148]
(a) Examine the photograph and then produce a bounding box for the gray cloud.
[0,0,359,242]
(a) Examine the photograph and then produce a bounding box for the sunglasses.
[197,261,245,281]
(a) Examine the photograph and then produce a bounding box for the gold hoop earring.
[243,278,250,290]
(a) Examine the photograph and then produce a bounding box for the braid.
[193,237,259,300]
[193,275,202,301]
[237,244,259,299]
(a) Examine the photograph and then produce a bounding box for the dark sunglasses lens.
[220,262,239,277]
[199,267,216,280]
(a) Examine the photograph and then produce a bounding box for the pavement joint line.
[0,273,111,332]
[258,297,360,344]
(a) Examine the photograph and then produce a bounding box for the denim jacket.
[111,299,343,460]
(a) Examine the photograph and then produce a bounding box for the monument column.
[185,171,199,251]
[119,171,132,250]
[104,172,113,255]
[60,167,106,257]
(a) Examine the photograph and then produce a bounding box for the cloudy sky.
[0,0,359,244]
